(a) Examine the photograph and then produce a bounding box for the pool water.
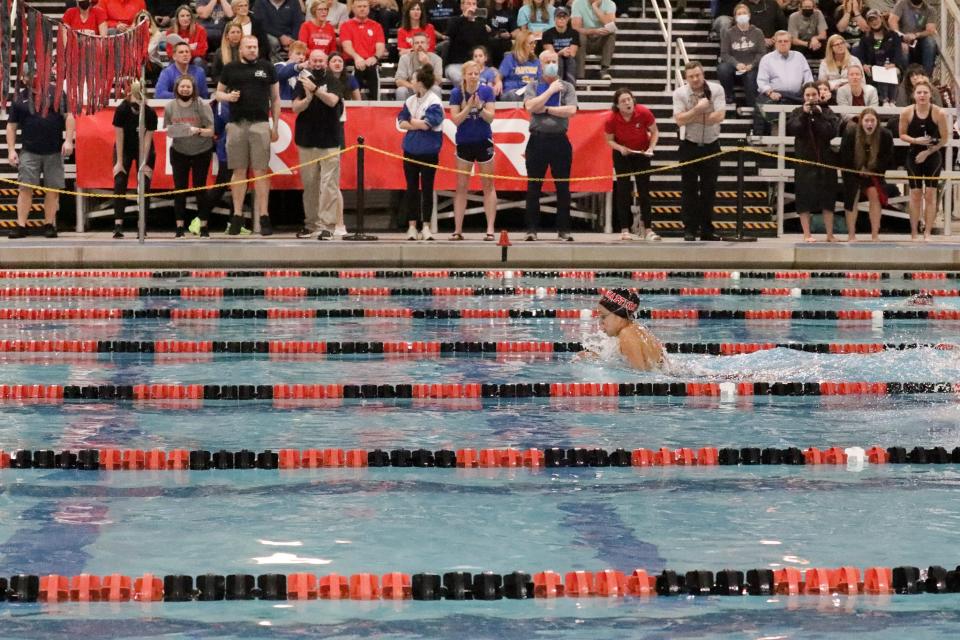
[2,272,960,639]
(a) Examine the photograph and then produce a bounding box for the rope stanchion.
[0,565,956,601]
[3,445,959,471]
[343,136,377,242]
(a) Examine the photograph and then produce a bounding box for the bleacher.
[0,0,778,236]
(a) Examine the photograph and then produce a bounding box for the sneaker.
[113,226,124,239]
[318,229,333,241]
[295,227,315,239]
[406,227,420,241]
[259,215,273,236]
[8,224,26,239]
[643,229,662,242]
[558,232,574,242]
[601,70,613,81]
[43,223,57,238]
[333,224,348,237]
[525,232,537,241]
[420,227,434,241]
[227,215,245,235]
[175,227,185,238]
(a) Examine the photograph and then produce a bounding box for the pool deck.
[2,232,959,269]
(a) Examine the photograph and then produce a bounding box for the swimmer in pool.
[906,292,935,306]
[592,288,666,370]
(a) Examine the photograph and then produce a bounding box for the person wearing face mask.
[754,30,812,136]
[542,5,581,86]
[62,0,109,36]
[839,107,893,241]
[787,0,827,58]
[155,41,211,98]
[110,80,157,239]
[786,81,842,242]
[165,75,215,237]
[888,0,937,76]
[523,49,578,241]
[718,3,765,110]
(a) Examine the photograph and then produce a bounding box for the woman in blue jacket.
[397,64,444,241]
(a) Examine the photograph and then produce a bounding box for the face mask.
[801,8,813,16]
[543,62,558,77]
[735,14,749,25]
[78,0,91,8]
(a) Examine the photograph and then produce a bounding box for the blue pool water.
[2,272,960,639]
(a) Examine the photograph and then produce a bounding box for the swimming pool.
[2,270,960,639]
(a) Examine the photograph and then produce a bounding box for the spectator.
[517,0,554,34]
[816,78,835,105]
[818,34,861,91]
[754,30,812,135]
[448,60,498,240]
[541,5,579,85]
[898,80,947,241]
[165,75,216,237]
[888,0,936,76]
[787,0,826,58]
[148,0,181,27]
[487,0,518,65]
[208,100,235,223]
[397,64,444,241]
[103,0,146,32]
[523,49,577,241]
[62,0,108,36]
[292,48,344,240]
[140,9,166,74]
[326,0,350,27]
[215,34,281,236]
[276,40,309,99]
[5,83,75,239]
[571,0,616,80]
[398,1,438,54]
[111,80,157,239]
[473,45,503,96]
[369,0,400,31]
[444,0,490,84]
[328,50,363,99]
[196,0,235,48]
[836,64,878,106]
[718,3,765,109]
[499,28,539,96]
[672,60,725,241]
[424,0,460,35]
[255,0,304,59]
[786,81,842,242]
[855,10,901,105]
[340,0,387,97]
[212,20,245,79]
[710,0,740,39]
[231,0,271,58]
[299,0,338,55]
[740,0,785,48]
[396,33,444,99]
[839,107,891,241]
[167,5,210,66]
[156,41,211,98]
[895,64,941,107]
[834,0,864,41]
[604,88,660,241]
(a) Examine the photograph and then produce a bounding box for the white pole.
[137,62,146,243]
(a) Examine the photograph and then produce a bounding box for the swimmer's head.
[597,288,640,336]
[908,292,935,306]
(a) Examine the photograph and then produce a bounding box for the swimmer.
[906,292,935,306]
[588,288,666,370]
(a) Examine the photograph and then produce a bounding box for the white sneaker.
[406,227,420,241]
[420,227,434,241]
[333,225,348,237]
[643,229,662,242]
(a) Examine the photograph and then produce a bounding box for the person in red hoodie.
[102,0,146,32]
[62,0,109,35]
[167,5,210,67]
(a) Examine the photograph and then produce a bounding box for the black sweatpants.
[112,149,155,222]
[678,140,720,236]
[170,147,213,223]
[403,151,438,225]
[525,132,572,234]
[612,151,652,231]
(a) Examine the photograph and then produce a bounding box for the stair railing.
[938,0,960,86]
[674,37,690,89]
[648,0,673,91]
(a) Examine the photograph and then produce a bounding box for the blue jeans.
[717,62,758,107]
[909,37,938,77]
[754,91,803,136]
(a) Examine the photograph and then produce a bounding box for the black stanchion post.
[730,139,757,243]
[344,136,378,241]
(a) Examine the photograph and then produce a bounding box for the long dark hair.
[611,87,634,113]
[401,0,425,30]
[416,63,436,90]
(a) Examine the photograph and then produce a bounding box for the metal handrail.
[648,0,673,91]
[938,0,960,88]
[674,37,690,90]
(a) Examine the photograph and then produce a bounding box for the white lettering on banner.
[157,116,294,176]
[440,117,530,177]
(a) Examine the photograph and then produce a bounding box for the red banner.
[76,104,611,192]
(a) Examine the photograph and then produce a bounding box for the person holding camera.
[898,80,948,241]
[444,0,490,84]
[786,81,842,242]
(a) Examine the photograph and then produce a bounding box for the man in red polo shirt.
[340,0,386,98]
[62,1,109,35]
[102,0,146,32]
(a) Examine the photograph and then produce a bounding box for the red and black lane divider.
[0,381,956,403]
[1,446,958,471]
[0,269,907,280]
[0,340,952,356]
[0,286,952,299]
[0,307,954,322]
[0,565,956,602]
